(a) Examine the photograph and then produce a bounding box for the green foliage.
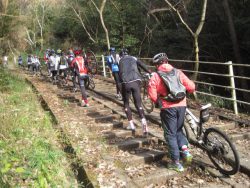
[0,68,77,187]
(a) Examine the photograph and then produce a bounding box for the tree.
[91,0,110,49]
[164,0,208,81]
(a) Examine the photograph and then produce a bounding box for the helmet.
[152,53,168,64]
[119,48,128,57]
[109,47,115,52]
[56,49,62,55]
[73,49,82,56]
[50,49,55,54]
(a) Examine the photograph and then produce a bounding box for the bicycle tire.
[141,88,154,113]
[85,76,95,90]
[86,50,98,75]
[204,127,240,175]
[183,122,191,142]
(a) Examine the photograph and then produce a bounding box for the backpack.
[110,55,119,72]
[157,68,186,102]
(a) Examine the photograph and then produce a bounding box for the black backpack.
[157,68,186,102]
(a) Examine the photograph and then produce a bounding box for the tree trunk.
[91,0,110,49]
[193,35,199,81]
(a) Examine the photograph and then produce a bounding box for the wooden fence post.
[227,61,238,115]
[102,55,106,77]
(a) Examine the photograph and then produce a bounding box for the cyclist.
[118,48,151,135]
[106,47,122,100]
[58,51,69,85]
[18,55,23,67]
[148,53,195,172]
[27,54,32,71]
[44,49,51,76]
[48,49,60,82]
[34,55,41,74]
[31,55,36,74]
[67,49,77,91]
[71,49,89,107]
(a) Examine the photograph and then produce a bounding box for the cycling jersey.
[106,53,120,73]
[119,55,150,83]
[71,56,88,76]
[49,55,60,71]
[148,63,195,109]
[59,56,68,70]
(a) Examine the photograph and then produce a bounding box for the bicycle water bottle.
[186,114,198,134]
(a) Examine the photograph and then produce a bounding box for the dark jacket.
[118,55,150,83]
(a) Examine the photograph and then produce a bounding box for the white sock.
[141,118,147,125]
[129,120,135,129]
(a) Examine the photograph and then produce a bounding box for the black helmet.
[109,47,115,52]
[152,53,168,64]
[50,49,55,55]
[119,48,128,57]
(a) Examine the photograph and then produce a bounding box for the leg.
[176,107,188,148]
[131,81,145,119]
[160,108,180,161]
[79,75,88,106]
[122,83,132,121]
[112,72,122,95]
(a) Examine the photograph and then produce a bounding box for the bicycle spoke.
[204,128,240,175]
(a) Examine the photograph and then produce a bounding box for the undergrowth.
[0,68,77,187]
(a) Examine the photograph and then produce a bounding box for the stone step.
[102,129,136,139]
[129,167,182,187]
[86,109,113,117]
[125,149,166,164]
[116,138,150,150]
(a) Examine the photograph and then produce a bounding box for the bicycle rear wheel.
[204,127,240,175]
[141,89,154,113]
[86,50,98,75]
[85,76,95,90]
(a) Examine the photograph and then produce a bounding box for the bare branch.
[148,7,171,14]
[71,6,96,43]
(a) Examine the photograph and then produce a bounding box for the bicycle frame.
[185,103,211,142]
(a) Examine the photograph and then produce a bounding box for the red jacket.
[148,63,195,109]
[71,56,88,75]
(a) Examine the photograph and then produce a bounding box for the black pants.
[112,72,121,94]
[78,74,88,100]
[70,68,77,88]
[121,80,145,121]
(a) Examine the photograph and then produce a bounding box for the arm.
[137,59,151,73]
[147,73,159,103]
[179,71,195,93]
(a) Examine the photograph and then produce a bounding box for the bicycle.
[85,73,95,90]
[84,49,98,75]
[183,103,240,175]
[129,73,154,113]
[141,73,154,113]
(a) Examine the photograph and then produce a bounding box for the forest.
[0,0,250,111]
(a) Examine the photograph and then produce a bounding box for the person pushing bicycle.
[106,47,122,100]
[148,53,195,172]
[118,48,151,136]
[71,49,89,107]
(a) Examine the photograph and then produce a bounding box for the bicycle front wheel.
[204,127,240,175]
[86,50,98,75]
